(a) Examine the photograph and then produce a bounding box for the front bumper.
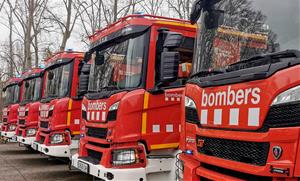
[1,131,16,139]
[17,136,36,146]
[72,153,146,181]
[31,140,79,158]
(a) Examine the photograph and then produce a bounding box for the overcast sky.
[252,0,300,50]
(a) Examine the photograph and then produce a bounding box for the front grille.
[38,136,45,144]
[40,121,49,128]
[185,107,199,124]
[196,136,269,166]
[86,127,107,139]
[2,118,7,123]
[80,149,103,164]
[18,119,26,125]
[88,141,110,148]
[264,101,300,128]
[201,163,272,181]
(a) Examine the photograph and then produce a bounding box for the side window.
[154,34,194,87]
[59,63,71,97]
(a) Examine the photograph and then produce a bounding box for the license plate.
[32,143,38,150]
[78,161,89,173]
[12,136,17,141]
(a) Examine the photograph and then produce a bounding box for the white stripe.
[179,124,181,132]
[248,108,260,126]
[102,112,106,121]
[200,110,208,124]
[166,124,173,132]
[229,108,239,125]
[214,109,222,125]
[152,125,160,133]
[96,112,100,120]
[87,111,90,120]
[91,112,95,120]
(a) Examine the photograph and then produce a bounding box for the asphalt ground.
[0,141,93,181]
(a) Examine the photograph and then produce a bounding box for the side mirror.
[163,32,183,49]
[77,63,91,96]
[190,0,203,24]
[190,0,223,26]
[95,52,105,65]
[204,9,224,29]
[83,51,92,62]
[25,81,30,88]
[48,72,54,80]
[160,52,180,83]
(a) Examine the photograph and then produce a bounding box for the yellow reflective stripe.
[143,92,149,109]
[155,20,196,29]
[150,142,179,150]
[67,99,73,126]
[72,131,80,135]
[142,92,150,135]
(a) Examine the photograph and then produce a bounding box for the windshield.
[192,0,300,73]
[44,62,72,98]
[88,32,148,92]
[22,77,42,102]
[3,84,20,105]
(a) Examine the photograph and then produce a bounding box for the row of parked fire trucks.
[1,0,300,180]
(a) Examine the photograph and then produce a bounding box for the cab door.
[141,25,194,151]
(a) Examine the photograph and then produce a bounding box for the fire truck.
[16,68,44,147]
[1,76,23,141]
[71,14,195,180]
[31,51,87,158]
[180,0,300,180]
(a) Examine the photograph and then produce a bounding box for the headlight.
[112,149,137,166]
[25,108,29,116]
[185,96,196,108]
[272,85,300,105]
[107,102,119,121]
[185,96,199,124]
[26,128,36,136]
[48,105,55,117]
[50,133,64,144]
[109,102,119,111]
[9,124,16,131]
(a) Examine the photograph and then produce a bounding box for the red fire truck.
[1,76,23,141]
[71,14,195,180]
[180,0,300,180]
[16,68,44,147]
[32,51,87,158]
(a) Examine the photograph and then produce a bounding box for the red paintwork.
[78,14,196,168]
[35,51,84,146]
[15,68,43,139]
[1,77,23,133]
[181,64,300,178]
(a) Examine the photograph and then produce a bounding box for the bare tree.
[6,0,49,70]
[46,0,85,51]
[166,0,191,19]
[101,0,134,25]
[139,0,164,15]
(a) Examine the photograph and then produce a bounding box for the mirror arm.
[148,86,165,95]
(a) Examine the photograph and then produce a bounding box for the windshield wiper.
[191,69,225,78]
